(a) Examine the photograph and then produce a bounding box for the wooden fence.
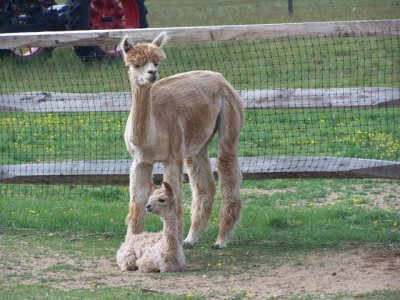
[1,20,400,184]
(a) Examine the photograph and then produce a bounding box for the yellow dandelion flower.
[246,291,255,299]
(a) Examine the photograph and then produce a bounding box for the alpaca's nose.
[147,70,158,82]
[146,204,153,212]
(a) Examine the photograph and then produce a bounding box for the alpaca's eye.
[154,63,158,67]
[158,199,166,203]
[134,64,140,68]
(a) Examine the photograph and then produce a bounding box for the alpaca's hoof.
[182,240,194,249]
[211,242,227,250]
[211,244,221,249]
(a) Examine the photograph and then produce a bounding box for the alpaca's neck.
[130,84,152,146]
[161,214,180,250]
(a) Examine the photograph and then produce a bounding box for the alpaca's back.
[150,70,242,156]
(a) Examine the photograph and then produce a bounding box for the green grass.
[1,2,399,298]
[1,179,399,298]
[1,273,398,300]
[1,8,398,166]
[1,36,398,166]
[286,290,400,300]
[145,0,400,27]
[0,284,203,300]
[1,107,398,164]
[1,179,399,245]
[53,0,400,26]
[1,35,399,94]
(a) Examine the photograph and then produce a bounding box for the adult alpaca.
[121,31,244,249]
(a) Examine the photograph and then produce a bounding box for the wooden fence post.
[288,0,294,15]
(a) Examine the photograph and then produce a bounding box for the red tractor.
[0,0,148,60]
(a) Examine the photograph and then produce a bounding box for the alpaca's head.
[121,32,168,86]
[146,182,177,217]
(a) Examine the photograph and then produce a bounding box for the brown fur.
[124,43,165,67]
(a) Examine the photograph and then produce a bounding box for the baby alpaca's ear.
[162,181,174,196]
[148,182,158,193]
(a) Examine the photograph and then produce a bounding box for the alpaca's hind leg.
[163,159,184,242]
[213,152,242,249]
[183,147,216,248]
[126,159,153,235]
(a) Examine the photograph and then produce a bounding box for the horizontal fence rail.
[1,20,399,48]
[1,88,399,113]
[1,20,399,185]
[1,157,400,185]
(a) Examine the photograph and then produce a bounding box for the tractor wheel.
[0,20,54,59]
[0,47,53,59]
[66,0,148,61]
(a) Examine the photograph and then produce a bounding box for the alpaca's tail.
[217,81,244,157]
[213,82,244,248]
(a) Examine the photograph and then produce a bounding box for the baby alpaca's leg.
[136,247,160,272]
[159,261,184,272]
[116,241,138,271]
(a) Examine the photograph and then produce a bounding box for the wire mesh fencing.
[0,22,399,198]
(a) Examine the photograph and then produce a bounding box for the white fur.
[117,182,185,272]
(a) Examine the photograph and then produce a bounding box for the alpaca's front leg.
[126,159,153,235]
[136,251,160,272]
[163,159,184,242]
[116,239,139,271]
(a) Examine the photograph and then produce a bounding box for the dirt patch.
[241,188,296,197]
[2,243,399,299]
[242,183,400,212]
[326,183,400,211]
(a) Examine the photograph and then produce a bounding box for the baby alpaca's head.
[146,182,177,217]
[121,32,168,86]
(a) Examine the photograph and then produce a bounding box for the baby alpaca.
[116,182,185,272]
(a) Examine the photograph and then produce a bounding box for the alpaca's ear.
[121,36,134,54]
[148,182,158,193]
[162,181,174,196]
[152,31,168,48]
